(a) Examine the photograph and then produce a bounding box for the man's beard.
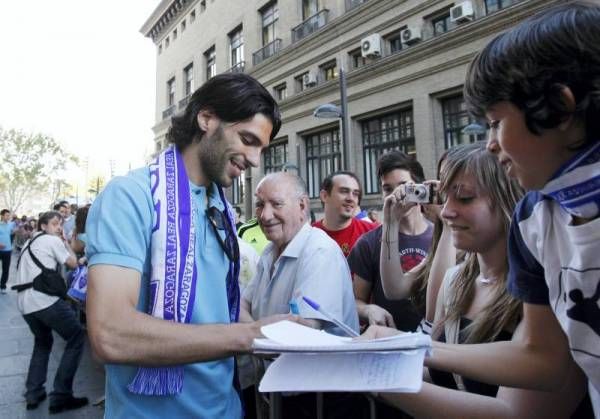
[198,124,232,187]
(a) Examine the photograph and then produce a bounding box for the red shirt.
[312,218,376,257]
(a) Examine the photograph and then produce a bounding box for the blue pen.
[302,295,359,337]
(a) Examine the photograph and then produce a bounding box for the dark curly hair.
[167,73,281,149]
[464,1,600,145]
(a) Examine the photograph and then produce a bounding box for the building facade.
[141,0,558,216]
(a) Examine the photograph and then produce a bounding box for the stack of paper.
[253,321,431,393]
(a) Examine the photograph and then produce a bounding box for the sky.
[0,0,160,185]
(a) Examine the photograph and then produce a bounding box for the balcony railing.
[227,61,246,73]
[292,9,329,43]
[345,0,368,11]
[178,96,190,110]
[252,39,282,66]
[162,104,176,120]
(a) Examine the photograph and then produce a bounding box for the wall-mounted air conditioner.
[303,72,317,87]
[401,26,422,45]
[450,1,474,24]
[361,33,382,58]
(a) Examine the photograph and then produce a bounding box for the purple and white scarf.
[128,145,240,396]
[541,141,600,219]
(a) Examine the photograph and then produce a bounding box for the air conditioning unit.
[361,33,382,58]
[303,72,317,88]
[401,26,422,45]
[450,1,474,24]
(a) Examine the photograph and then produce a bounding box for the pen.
[302,295,359,337]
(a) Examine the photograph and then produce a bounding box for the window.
[432,13,451,36]
[349,49,367,70]
[205,46,216,80]
[181,19,186,32]
[362,110,415,194]
[306,129,341,198]
[320,60,337,82]
[165,36,170,48]
[167,77,176,107]
[184,63,194,97]
[231,175,244,205]
[274,83,287,101]
[295,72,308,93]
[200,0,206,12]
[261,2,279,46]
[386,32,402,54]
[485,0,515,14]
[229,26,244,69]
[263,140,288,173]
[190,9,196,22]
[173,28,178,40]
[302,0,320,20]
[442,95,485,149]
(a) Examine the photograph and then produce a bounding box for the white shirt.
[14,232,70,314]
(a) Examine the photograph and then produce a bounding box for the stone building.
[141,0,557,216]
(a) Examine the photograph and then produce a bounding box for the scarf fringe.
[127,366,184,396]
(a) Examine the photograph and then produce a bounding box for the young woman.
[366,143,590,418]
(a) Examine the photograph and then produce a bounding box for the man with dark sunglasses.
[84,74,293,419]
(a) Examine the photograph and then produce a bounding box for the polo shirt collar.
[280,222,311,259]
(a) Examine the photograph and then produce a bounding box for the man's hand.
[357,324,403,340]
[363,304,396,327]
[0,243,5,250]
[383,184,417,224]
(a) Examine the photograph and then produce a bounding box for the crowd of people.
[0,2,598,418]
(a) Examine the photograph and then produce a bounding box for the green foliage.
[0,127,77,212]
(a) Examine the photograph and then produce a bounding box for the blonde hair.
[435,143,523,344]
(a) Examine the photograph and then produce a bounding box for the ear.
[557,85,577,131]
[319,189,328,204]
[299,196,309,219]
[196,109,217,134]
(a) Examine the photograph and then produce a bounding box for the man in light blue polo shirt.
[0,209,16,293]
[85,74,287,418]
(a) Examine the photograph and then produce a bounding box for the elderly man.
[241,172,358,335]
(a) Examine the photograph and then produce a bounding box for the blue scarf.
[128,145,240,396]
[541,141,600,219]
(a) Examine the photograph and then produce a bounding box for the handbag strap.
[16,232,46,270]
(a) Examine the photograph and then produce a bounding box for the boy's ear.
[557,85,577,131]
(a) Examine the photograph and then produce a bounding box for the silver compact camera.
[404,183,436,204]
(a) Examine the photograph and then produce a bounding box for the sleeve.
[50,237,71,265]
[86,174,153,274]
[506,210,549,305]
[296,242,352,325]
[346,232,376,283]
[242,258,263,304]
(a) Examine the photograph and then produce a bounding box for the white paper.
[260,320,351,346]
[253,321,431,353]
[259,350,426,393]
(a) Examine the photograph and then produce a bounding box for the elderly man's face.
[255,179,306,252]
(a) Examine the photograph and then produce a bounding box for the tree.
[0,127,77,213]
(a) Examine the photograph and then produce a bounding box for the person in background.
[0,209,17,294]
[13,211,88,413]
[348,151,432,332]
[313,171,376,257]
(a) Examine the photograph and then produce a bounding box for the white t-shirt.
[14,232,70,315]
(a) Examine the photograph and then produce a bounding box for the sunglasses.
[206,206,240,262]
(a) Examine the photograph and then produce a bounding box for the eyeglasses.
[206,206,240,262]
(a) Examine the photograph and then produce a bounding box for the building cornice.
[140,0,193,42]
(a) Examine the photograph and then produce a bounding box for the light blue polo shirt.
[86,167,241,419]
[0,221,15,251]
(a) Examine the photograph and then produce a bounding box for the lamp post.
[313,67,350,170]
